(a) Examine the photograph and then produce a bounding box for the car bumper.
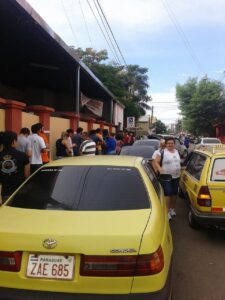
[0,263,172,300]
[191,206,225,227]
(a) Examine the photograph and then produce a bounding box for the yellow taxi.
[0,156,173,300]
[179,145,225,229]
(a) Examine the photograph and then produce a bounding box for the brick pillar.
[98,121,104,130]
[5,100,26,133]
[70,114,80,131]
[87,118,96,132]
[109,123,113,133]
[56,112,80,132]
[26,105,55,132]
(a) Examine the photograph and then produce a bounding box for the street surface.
[171,196,225,300]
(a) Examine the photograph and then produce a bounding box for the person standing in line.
[0,131,30,203]
[106,132,117,155]
[95,128,104,155]
[66,128,76,156]
[154,137,181,220]
[28,123,46,174]
[17,127,32,158]
[72,127,83,156]
[37,123,49,164]
[79,132,96,156]
[56,132,73,159]
[152,139,165,173]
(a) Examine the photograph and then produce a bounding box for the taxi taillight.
[197,186,211,207]
[0,251,22,272]
[80,246,164,277]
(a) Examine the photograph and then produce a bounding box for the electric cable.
[78,0,93,47]
[86,0,121,64]
[61,0,79,47]
[161,0,204,74]
[93,0,122,65]
[96,0,127,67]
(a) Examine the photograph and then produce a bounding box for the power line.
[78,0,93,47]
[161,0,204,74]
[60,0,79,47]
[93,0,122,64]
[96,0,127,67]
[86,0,121,64]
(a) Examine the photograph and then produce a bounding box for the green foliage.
[73,47,151,120]
[175,119,183,134]
[155,119,167,134]
[176,77,225,136]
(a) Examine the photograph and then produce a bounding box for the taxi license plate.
[26,254,74,280]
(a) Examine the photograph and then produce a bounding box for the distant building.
[136,115,156,136]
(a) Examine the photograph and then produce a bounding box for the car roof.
[46,155,143,168]
[194,144,225,157]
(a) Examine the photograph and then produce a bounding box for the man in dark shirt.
[0,131,30,203]
[72,127,83,156]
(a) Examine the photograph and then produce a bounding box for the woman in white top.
[154,137,181,220]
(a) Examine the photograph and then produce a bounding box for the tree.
[176,77,225,136]
[73,47,151,120]
[155,119,167,134]
[175,119,183,134]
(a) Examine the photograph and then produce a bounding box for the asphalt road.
[170,196,225,300]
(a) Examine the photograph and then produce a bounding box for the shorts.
[160,177,179,196]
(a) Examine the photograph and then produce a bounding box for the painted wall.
[93,123,101,130]
[22,112,39,130]
[0,109,5,132]
[79,121,88,132]
[50,117,70,160]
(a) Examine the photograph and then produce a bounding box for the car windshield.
[203,138,220,144]
[7,166,150,211]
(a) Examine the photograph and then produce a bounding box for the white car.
[195,137,221,149]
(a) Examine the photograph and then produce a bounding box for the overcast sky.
[27,0,225,124]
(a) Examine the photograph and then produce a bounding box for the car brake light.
[80,246,164,277]
[0,251,22,272]
[197,186,211,207]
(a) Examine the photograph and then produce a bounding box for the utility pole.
[150,106,154,126]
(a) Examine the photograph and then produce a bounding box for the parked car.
[179,145,225,229]
[133,139,160,149]
[0,156,173,300]
[120,145,156,160]
[195,137,221,149]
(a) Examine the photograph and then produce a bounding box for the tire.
[188,209,200,229]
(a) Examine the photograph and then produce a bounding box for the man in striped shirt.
[79,132,96,156]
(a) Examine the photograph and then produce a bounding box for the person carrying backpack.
[154,137,181,221]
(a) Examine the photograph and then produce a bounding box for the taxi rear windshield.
[7,166,150,210]
[211,158,225,181]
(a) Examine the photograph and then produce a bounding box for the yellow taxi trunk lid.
[0,206,151,254]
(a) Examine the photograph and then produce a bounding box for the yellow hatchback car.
[179,145,225,229]
[0,156,173,300]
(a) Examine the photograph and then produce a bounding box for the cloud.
[147,91,181,124]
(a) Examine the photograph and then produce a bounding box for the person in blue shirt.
[106,133,117,155]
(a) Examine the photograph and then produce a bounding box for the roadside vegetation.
[176,77,225,136]
[71,47,151,120]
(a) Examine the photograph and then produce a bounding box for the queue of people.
[0,126,136,204]
[55,128,134,157]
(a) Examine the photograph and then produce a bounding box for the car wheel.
[188,209,200,229]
